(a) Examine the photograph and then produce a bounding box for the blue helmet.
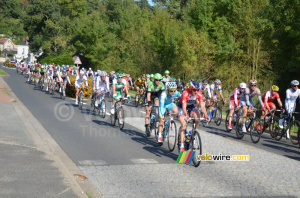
[190,81,200,90]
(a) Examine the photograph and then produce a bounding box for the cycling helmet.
[154,73,162,80]
[166,82,177,89]
[190,81,200,90]
[249,79,257,86]
[271,85,279,92]
[126,74,130,77]
[100,71,106,76]
[103,71,107,76]
[80,71,85,75]
[41,65,45,69]
[146,74,150,77]
[165,70,170,74]
[215,79,221,84]
[97,70,101,75]
[291,80,299,86]
[62,69,67,72]
[150,74,154,78]
[202,79,208,84]
[117,72,123,78]
[239,82,247,89]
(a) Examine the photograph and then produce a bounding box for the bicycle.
[60,84,66,100]
[235,108,262,143]
[135,88,145,107]
[208,100,223,126]
[95,91,107,118]
[149,104,159,138]
[39,76,44,91]
[162,109,178,152]
[225,108,240,132]
[177,116,204,167]
[78,87,84,110]
[273,112,300,145]
[110,97,125,130]
[90,91,97,111]
[261,109,282,138]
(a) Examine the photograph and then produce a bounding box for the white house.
[15,38,29,62]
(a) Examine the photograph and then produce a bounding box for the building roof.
[0,38,8,44]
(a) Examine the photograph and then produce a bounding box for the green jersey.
[147,81,165,93]
[113,78,126,94]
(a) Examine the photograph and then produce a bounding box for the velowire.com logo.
[176,151,250,164]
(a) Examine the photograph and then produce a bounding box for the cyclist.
[38,65,46,89]
[261,85,283,129]
[281,80,300,136]
[150,74,154,82]
[176,78,184,93]
[87,68,93,77]
[60,68,71,97]
[178,81,209,152]
[111,72,131,117]
[162,70,171,85]
[109,71,116,96]
[157,82,181,145]
[145,73,165,136]
[200,79,212,118]
[95,71,108,108]
[228,82,251,132]
[210,79,226,104]
[46,67,54,92]
[134,77,145,101]
[248,79,265,111]
[75,71,88,105]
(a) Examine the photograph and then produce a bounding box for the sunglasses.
[191,89,199,92]
[251,85,256,87]
[155,79,161,81]
[293,85,298,87]
[169,89,176,92]
[118,77,122,79]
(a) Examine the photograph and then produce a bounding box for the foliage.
[66,75,93,98]
[1,0,300,102]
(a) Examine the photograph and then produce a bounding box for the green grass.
[0,68,6,76]
[86,191,92,198]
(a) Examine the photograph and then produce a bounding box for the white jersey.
[96,76,107,92]
[47,70,54,78]
[75,75,88,88]
[200,83,211,98]
[285,88,300,113]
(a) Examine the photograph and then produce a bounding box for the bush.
[66,75,93,98]
[3,61,14,67]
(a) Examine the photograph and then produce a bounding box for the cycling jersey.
[147,81,165,101]
[96,77,108,92]
[263,91,280,103]
[61,73,71,84]
[210,84,222,97]
[249,87,264,108]
[178,89,204,108]
[159,90,181,117]
[135,79,144,87]
[113,78,127,96]
[200,83,212,98]
[161,76,171,84]
[285,88,300,114]
[75,75,88,88]
[230,88,250,107]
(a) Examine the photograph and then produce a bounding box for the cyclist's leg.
[191,108,201,128]
[228,99,235,128]
[178,108,187,151]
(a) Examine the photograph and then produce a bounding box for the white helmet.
[291,80,299,86]
[166,81,177,89]
[239,82,247,89]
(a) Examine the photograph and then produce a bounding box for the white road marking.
[78,160,107,166]
[130,159,159,164]
[139,111,146,114]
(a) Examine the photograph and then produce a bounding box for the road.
[2,65,300,197]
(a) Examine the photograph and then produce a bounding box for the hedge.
[66,75,93,98]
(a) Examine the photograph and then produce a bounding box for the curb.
[0,76,103,198]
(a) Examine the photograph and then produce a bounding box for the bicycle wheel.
[269,116,279,138]
[250,118,262,144]
[79,93,83,110]
[225,110,231,132]
[101,100,106,118]
[167,120,177,152]
[214,107,222,126]
[135,96,138,107]
[191,130,202,167]
[110,113,116,126]
[151,119,158,140]
[289,120,300,145]
[236,116,245,139]
[117,107,125,130]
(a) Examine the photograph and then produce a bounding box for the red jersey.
[179,89,204,107]
[262,91,280,103]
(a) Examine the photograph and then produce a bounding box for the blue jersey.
[159,90,181,116]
